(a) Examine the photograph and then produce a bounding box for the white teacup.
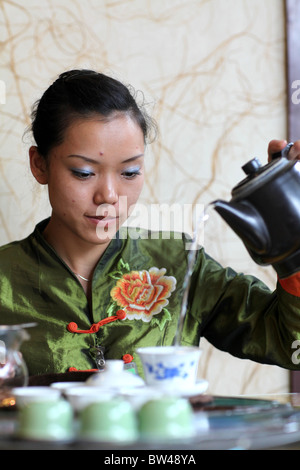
[65,386,115,411]
[12,386,61,409]
[136,346,202,391]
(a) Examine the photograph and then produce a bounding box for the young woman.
[1,69,300,378]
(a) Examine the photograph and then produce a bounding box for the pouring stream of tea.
[173,203,214,346]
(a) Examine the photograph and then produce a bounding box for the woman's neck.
[42,218,110,285]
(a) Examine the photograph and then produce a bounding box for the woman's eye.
[71,169,93,179]
[122,168,141,179]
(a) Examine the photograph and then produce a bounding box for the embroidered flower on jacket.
[110,267,176,322]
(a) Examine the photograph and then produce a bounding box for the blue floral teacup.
[136,346,202,391]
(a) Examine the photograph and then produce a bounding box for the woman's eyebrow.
[67,154,98,164]
[122,154,144,163]
[67,154,144,164]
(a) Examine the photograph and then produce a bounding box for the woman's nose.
[93,176,118,206]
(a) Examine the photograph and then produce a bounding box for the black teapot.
[213,143,300,278]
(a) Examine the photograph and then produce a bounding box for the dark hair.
[30,69,157,158]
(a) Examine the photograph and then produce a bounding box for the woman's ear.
[29,146,48,184]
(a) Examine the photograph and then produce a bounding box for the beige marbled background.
[0,0,290,395]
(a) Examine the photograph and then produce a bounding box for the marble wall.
[0,0,289,394]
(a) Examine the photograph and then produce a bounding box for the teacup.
[78,398,138,443]
[12,386,61,408]
[50,382,84,393]
[65,386,115,411]
[17,399,74,441]
[136,346,202,391]
[120,387,165,411]
[138,396,195,441]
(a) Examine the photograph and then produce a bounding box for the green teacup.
[17,399,74,441]
[79,398,138,443]
[138,397,195,441]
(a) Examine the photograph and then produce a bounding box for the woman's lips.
[85,215,119,226]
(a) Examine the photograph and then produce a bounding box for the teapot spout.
[212,200,271,255]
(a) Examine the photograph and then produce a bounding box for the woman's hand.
[268,139,300,162]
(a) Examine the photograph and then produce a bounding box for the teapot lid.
[231,156,295,199]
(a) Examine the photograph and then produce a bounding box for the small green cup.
[17,399,74,441]
[138,397,195,441]
[79,398,138,443]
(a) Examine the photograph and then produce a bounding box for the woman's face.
[34,114,145,246]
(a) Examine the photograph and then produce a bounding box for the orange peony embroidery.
[110,267,176,322]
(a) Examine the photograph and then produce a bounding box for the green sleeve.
[187,249,300,369]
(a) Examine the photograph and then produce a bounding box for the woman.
[0,69,300,377]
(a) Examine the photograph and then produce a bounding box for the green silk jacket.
[0,219,299,377]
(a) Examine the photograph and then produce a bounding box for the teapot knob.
[242,157,262,175]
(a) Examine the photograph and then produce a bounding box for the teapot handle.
[271,142,294,160]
